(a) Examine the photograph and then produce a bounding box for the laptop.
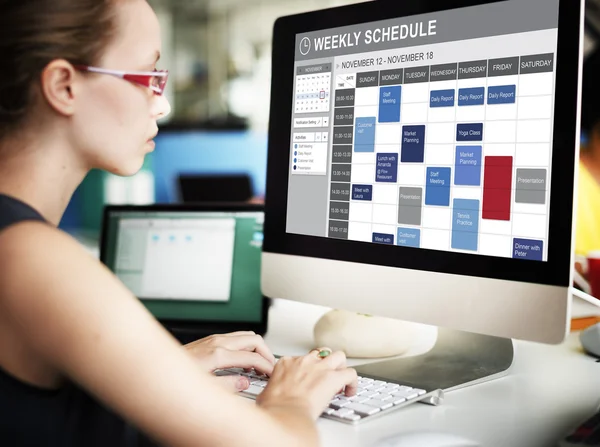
[99,203,269,344]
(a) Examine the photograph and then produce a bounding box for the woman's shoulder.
[0,220,96,308]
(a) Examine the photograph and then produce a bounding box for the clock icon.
[300,37,311,56]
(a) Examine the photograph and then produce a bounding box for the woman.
[0,1,357,446]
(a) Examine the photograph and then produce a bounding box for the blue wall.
[152,130,268,202]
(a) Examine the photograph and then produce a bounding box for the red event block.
[483,156,513,221]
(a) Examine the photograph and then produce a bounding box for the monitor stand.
[353,327,514,393]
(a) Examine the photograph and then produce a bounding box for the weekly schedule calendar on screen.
[286,0,558,262]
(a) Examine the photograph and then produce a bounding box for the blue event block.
[373,233,394,245]
[430,89,455,108]
[457,123,483,142]
[513,238,543,261]
[488,85,516,105]
[376,153,398,182]
[352,184,373,201]
[379,86,401,122]
[401,125,426,162]
[425,167,451,206]
[454,146,482,186]
[458,87,485,106]
[397,228,421,248]
[355,117,376,152]
[451,199,480,251]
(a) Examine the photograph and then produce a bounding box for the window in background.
[148,0,370,131]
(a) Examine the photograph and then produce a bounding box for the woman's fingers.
[331,368,359,397]
[320,350,347,370]
[212,348,275,376]
[213,334,276,366]
[214,374,250,393]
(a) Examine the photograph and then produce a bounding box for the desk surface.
[264,298,600,447]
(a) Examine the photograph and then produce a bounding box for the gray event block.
[380,68,404,86]
[516,168,547,190]
[404,66,430,84]
[516,189,546,204]
[399,187,423,206]
[398,187,423,226]
[430,63,458,82]
[330,183,351,201]
[515,168,546,204]
[458,60,488,79]
[328,220,349,240]
[329,201,350,221]
[488,57,519,77]
[398,206,422,226]
[520,53,554,74]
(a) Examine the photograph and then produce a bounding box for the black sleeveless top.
[0,194,153,446]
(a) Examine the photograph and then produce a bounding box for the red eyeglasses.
[74,65,169,96]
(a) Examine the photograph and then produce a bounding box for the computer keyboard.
[560,409,600,446]
[216,367,444,424]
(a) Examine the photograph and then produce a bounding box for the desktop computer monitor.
[262,0,584,387]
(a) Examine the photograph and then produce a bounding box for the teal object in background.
[60,153,155,232]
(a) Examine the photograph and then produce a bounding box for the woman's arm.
[0,222,350,447]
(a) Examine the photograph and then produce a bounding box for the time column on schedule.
[328,75,356,240]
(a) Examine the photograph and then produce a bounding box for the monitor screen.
[286,0,559,262]
[102,209,264,323]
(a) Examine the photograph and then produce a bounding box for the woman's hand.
[256,349,358,420]
[184,331,276,390]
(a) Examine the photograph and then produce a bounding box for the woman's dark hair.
[0,0,118,138]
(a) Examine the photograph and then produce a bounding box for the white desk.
[264,298,600,447]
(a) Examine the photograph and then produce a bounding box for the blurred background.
[61,0,369,235]
[61,0,600,248]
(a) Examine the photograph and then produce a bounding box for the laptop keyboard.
[216,368,444,424]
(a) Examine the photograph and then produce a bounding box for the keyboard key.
[345,402,381,416]
[361,391,381,399]
[322,408,335,416]
[332,409,355,418]
[343,414,362,422]
[329,399,350,410]
[362,398,393,410]
[370,385,387,393]
[243,385,264,396]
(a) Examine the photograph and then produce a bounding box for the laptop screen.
[101,209,264,324]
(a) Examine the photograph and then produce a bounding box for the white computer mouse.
[580,322,600,357]
[374,431,481,447]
